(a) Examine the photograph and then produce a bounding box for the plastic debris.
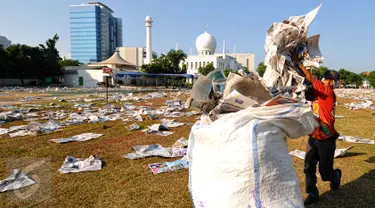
[58,155,102,174]
[0,169,36,192]
[50,133,103,144]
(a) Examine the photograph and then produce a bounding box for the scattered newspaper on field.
[338,135,375,144]
[59,155,102,174]
[148,159,189,174]
[0,169,36,192]
[50,133,103,144]
[123,138,188,160]
[289,146,353,160]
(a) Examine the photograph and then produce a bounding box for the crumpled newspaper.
[142,124,174,136]
[161,119,185,128]
[123,137,188,159]
[263,4,322,90]
[59,155,102,174]
[0,169,36,192]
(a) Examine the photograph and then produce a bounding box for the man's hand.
[291,50,314,83]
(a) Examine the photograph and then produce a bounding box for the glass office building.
[69,2,122,64]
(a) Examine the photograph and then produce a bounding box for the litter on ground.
[289,146,353,160]
[0,169,36,192]
[338,135,375,144]
[50,133,103,144]
[58,155,102,174]
[123,137,188,160]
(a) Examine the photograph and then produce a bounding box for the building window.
[186,62,189,69]
[203,62,206,67]
[195,62,197,69]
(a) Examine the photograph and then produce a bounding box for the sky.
[0,0,374,73]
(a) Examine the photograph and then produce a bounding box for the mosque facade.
[181,31,254,77]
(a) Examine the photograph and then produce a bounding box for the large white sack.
[188,103,318,208]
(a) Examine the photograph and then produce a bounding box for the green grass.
[0,96,374,208]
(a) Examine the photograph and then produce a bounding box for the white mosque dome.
[145,16,152,22]
[195,31,216,55]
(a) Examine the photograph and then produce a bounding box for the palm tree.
[167,49,187,73]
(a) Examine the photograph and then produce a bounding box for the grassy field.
[0,95,374,208]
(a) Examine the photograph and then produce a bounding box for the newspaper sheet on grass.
[289,146,353,160]
[338,135,375,144]
[148,159,189,174]
[59,156,102,174]
[123,138,188,160]
[0,169,36,192]
[50,133,103,144]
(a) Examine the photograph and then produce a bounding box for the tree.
[60,59,82,68]
[152,52,158,59]
[338,68,351,85]
[311,66,328,80]
[0,45,9,85]
[39,34,62,79]
[338,68,363,87]
[368,71,375,88]
[198,63,215,76]
[167,49,187,73]
[181,63,187,74]
[141,49,187,74]
[256,62,266,77]
[223,68,232,77]
[6,44,39,86]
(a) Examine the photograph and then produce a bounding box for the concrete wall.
[62,69,105,87]
[118,47,145,68]
[234,53,255,71]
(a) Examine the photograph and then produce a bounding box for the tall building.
[118,47,146,69]
[0,36,11,49]
[69,2,122,64]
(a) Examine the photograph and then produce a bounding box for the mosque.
[182,30,255,77]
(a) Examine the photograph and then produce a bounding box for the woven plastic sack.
[188,103,318,208]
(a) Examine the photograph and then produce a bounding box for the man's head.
[322,70,339,88]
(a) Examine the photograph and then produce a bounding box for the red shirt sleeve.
[312,77,329,99]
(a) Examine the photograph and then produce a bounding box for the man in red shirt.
[294,59,342,206]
